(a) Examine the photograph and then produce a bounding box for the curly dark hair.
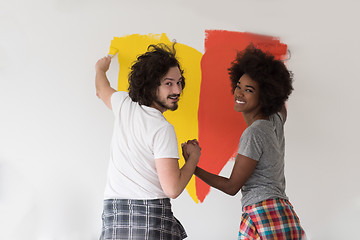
[128,43,185,106]
[228,44,293,117]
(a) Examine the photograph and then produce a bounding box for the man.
[95,43,200,240]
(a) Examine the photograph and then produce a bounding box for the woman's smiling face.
[234,74,262,115]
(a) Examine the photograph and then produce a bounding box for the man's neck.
[150,102,166,113]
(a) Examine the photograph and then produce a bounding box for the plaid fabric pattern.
[100,198,187,240]
[238,198,306,240]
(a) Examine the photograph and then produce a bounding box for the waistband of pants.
[104,198,170,205]
[243,198,292,212]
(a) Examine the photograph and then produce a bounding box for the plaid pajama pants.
[100,198,187,240]
[238,198,306,240]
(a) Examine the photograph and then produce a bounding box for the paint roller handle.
[108,46,119,58]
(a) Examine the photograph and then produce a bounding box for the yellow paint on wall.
[109,34,202,203]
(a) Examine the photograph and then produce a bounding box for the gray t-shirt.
[238,113,288,207]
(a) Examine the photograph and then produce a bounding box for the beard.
[154,95,179,111]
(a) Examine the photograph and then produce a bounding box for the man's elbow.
[163,187,182,199]
[96,90,101,99]
[165,191,181,199]
[96,87,105,100]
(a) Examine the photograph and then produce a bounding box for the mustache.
[168,94,180,98]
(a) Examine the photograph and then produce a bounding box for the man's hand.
[95,56,111,73]
[181,143,189,161]
[182,139,201,163]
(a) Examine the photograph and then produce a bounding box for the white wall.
[1,0,360,239]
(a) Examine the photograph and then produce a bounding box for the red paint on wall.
[196,30,288,202]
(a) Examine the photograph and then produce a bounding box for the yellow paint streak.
[109,34,202,203]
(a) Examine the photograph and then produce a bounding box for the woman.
[184,45,305,239]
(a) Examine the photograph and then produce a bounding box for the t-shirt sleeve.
[271,113,284,141]
[237,127,264,161]
[111,91,127,116]
[153,124,179,159]
[275,112,284,123]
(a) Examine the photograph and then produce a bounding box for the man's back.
[104,91,179,199]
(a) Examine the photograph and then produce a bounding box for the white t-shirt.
[103,91,179,199]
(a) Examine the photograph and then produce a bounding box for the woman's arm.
[195,153,257,196]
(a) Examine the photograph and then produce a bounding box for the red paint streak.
[197,30,288,202]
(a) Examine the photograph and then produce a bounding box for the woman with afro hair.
[183,45,306,239]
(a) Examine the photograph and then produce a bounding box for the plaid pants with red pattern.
[238,198,306,240]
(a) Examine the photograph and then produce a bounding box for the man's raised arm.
[95,56,116,109]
